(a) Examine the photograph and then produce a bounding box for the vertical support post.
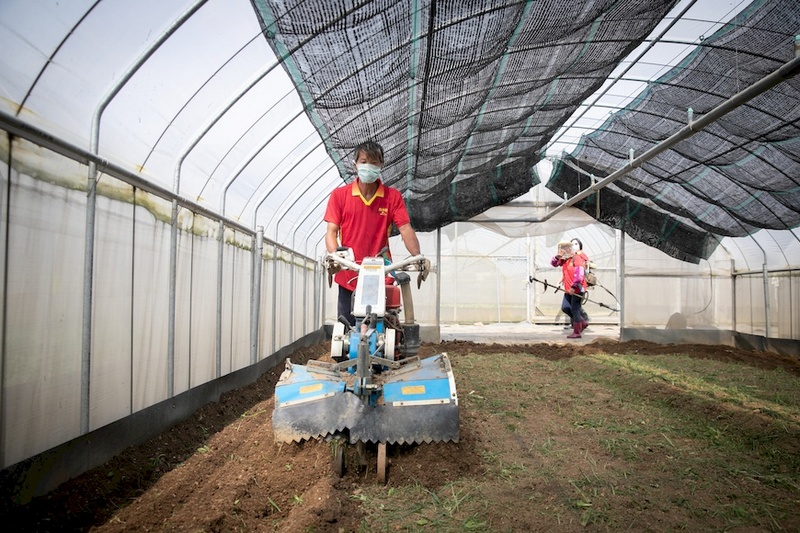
[250,226,263,364]
[215,220,224,378]
[748,234,770,340]
[288,251,295,342]
[531,234,538,324]
[1,135,12,463]
[616,228,625,340]
[730,259,737,335]
[495,257,501,323]
[791,270,795,339]
[316,257,323,331]
[271,243,278,354]
[435,228,441,340]
[302,258,308,336]
[452,222,458,323]
[81,162,98,433]
[763,263,770,340]
[167,199,177,398]
[526,234,531,324]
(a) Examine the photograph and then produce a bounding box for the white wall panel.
[90,181,134,430]
[132,196,171,412]
[225,230,252,373]
[189,218,219,388]
[4,170,84,464]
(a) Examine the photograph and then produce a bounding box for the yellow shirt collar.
[351,180,385,206]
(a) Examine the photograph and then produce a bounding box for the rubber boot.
[567,323,582,339]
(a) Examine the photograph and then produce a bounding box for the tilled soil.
[2,339,799,531]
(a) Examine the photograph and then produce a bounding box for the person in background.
[324,140,421,325]
[570,238,591,329]
[551,241,588,339]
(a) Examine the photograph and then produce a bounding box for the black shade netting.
[551,154,718,263]
[250,0,678,232]
[548,0,800,261]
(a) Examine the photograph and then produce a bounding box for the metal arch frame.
[140,32,290,174]
[222,20,425,226]
[247,52,793,237]
[263,158,338,239]
[540,53,800,340]
[217,100,310,217]
[15,0,104,116]
[269,166,339,350]
[9,1,796,430]
[726,229,796,272]
[13,0,329,397]
[553,103,800,196]
[162,1,397,367]
[280,184,337,258]
[235,9,757,245]
[559,140,798,239]
[196,83,297,200]
[84,0,210,429]
[237,129,324,219]
[540,54,800,223]
[242,4,706,241]
[174,0,376,203]
[173,5,374,244]
[1,0,343,430]
[541,0,702,156]
[164,1,378,380]
[451,51,800,338]
[249,137,330,228]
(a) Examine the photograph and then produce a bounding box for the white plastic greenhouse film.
[130,194,171,413]
[188,215,221,389]
[223,229,253,374]
[4,165,85,465]
[262,243,276,358]
[91,183,134,430]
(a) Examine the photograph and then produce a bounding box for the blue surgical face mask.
[357,163,381,184]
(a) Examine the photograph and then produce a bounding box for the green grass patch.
[356,349,800,531]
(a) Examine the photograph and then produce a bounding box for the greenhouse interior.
[1,0,798,502]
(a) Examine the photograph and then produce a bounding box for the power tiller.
[272,250,459,482]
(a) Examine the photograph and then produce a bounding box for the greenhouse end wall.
[323,225,799,356]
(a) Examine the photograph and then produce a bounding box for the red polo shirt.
[324,180,412,290]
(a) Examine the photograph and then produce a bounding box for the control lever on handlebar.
[417,258,430,288]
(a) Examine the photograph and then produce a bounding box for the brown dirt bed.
[2,339,799,531]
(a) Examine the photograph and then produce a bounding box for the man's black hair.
[353,141,384,164]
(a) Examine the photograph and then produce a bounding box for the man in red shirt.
[324,141,421,325]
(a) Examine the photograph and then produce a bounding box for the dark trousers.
[561,293,585,325]
[337,286,355,326]
[561,294,589,325]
